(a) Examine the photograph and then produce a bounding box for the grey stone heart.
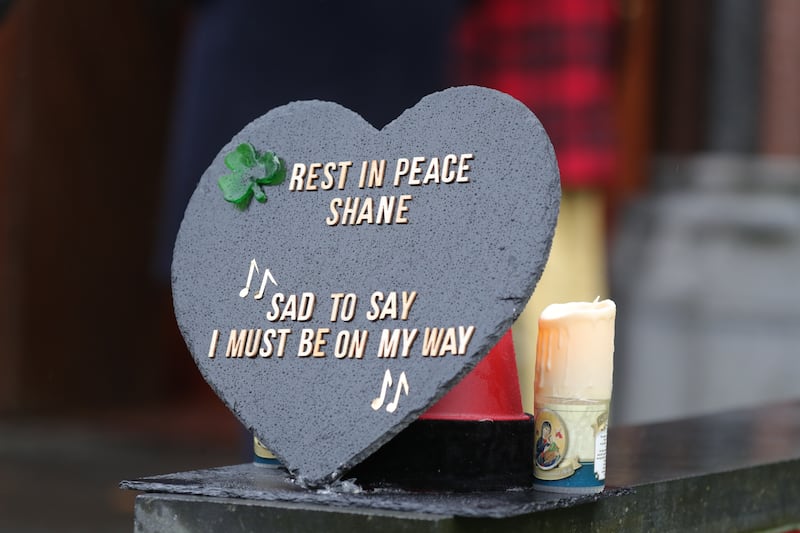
[172,86,560,486]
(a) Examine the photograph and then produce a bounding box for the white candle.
[533,299,616,494]
[535,299,616,401]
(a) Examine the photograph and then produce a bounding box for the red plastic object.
[420,330,528,421]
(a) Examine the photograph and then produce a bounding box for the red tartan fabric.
[454,0,619,188]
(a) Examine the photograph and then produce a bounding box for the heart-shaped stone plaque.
[172,86,560,486]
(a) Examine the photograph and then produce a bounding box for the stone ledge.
[126,401,800,531]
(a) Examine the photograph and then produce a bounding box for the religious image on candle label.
[535,410,565,470]
[533,400,609,490]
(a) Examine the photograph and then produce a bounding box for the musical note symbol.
[253,268,277,300]
[386,371,409,413]
[371,369,393,411]
[371,370,410,412]
[239,259,259,298]
[239,259,278,299]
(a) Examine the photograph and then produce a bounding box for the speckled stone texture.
[172,86,560,486]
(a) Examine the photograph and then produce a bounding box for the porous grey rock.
[172,86,560,486]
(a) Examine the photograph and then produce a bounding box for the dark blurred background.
[1,0,798,531]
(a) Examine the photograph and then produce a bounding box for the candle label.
[533,398,609,493]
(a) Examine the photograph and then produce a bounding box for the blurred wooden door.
[0,1,182,412]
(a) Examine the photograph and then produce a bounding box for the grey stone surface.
[126,401,800,531]
[134,494,455,533]
[131,462,800,533]
[172,86,560,486]
[123,463,625,519]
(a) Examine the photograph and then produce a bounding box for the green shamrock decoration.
[218,143,285,209]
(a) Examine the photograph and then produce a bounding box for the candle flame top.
[539,299,616,322]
